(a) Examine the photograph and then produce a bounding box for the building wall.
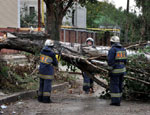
[62,8,73,26]
[20,0,86,28]
[62,4,87,28]
[20,0,46,15]
[0,0,86,29]
[0,0,20,28]
[74,5,87,28]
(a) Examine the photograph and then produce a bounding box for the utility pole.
[38,0,41,31]
[125,0,129,43]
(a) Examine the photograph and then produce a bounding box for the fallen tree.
[0,32,150,100]
[0,35,109,88]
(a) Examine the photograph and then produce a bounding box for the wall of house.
[20,0,86,28]
[74,5,87,28]
[62,4,87,28]
[0,0,20,28]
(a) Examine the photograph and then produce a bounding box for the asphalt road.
[1,82,150,115]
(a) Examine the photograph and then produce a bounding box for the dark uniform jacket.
[39,46,58,79]
[108,43,127,75]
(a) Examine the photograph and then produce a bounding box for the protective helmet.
[44,39,54,46]
[86,37,94,44]
[110,36,120,43]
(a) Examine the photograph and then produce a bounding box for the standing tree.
[44,0,96,40]
[125,0,129,43]
[135,0,150,41]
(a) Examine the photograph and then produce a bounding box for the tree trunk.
[144,18,149,41]
[125,0,129,43]
[45,3,62,41]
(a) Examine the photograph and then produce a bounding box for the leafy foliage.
[100,52,150,100]
[86,2,123,27]
[20,12,38,27]
[86,1,142,42]
[135,0,150,41]
[123,54,150,100]
[0,63,38,93]
[61,60,78,72]
[20,4,38,27]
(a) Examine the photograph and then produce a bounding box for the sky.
[98,0,141,14]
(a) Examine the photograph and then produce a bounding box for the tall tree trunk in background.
[45,3,63,41]
[135,0,150,41]
[44,0,74,41]
[143,8,149,41]
[125,0,129,43]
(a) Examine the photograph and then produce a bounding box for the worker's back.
[108,43,127,75]
[39,46,58,77]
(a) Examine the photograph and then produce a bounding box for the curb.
[0,82,69,104]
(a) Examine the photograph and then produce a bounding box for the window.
[72,10,75,26]
[29,7,35,15]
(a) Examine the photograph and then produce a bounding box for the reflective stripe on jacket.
[39,74,54,79]
[40,54,53,64]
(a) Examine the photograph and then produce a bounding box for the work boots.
[42,96,53,103]
[110,103,120,106]
[38,96,43,102]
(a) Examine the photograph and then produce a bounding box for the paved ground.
[1,80,150,115]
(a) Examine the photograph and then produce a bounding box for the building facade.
[0,0,20,28]
[20,0,87,28]
[0,0,86,28]
[62,4,87,28]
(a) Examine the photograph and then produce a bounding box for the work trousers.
[38,78,52,100]
[83,74,94,92]
[110,73,124,104]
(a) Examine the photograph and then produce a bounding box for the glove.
[107,66,113,71]
[56,54,61,62]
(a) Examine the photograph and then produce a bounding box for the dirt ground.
[0,79,150,115]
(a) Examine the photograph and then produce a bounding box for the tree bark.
[0,37,42,54]
[44,0,75,41]
[125,0,129,43]
[45,2,63,41]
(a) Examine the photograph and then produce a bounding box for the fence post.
[76,30,78,43]
[81,32,83,44]
[69,30,71,43]
[63,29,66,42]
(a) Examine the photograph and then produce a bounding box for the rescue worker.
[82,37,95,94]
[108,36,127,106]
[38,39,58,103]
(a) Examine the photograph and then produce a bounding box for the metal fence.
[60,27,120,46]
